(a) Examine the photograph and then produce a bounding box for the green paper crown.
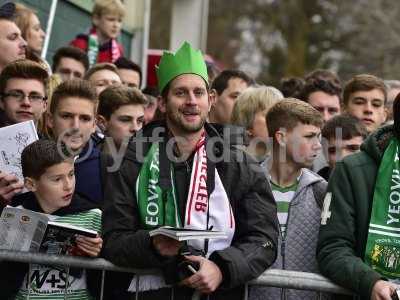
[156,42,208,93]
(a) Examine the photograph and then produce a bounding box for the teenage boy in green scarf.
[102,42,278,300]
[317,89,400,299]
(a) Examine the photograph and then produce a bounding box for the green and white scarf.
[87,27,121,67]
[365,137,400,279]
[135,141,182,229]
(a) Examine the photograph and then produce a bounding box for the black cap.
[0,2,15,19]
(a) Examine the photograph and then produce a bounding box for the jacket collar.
[297,168,324,190]
[22,192,98,216]
[360,124,394,164]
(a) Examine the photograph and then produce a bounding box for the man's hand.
[180,255,223,294]
[371,280,397,300]
[152,235,182,257]
[76,235,103,257]
[0,172,23,206]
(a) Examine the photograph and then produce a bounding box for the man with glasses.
[0,59,48,127]
[0,59,49,206]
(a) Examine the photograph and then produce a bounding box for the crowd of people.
[0,0,399,299]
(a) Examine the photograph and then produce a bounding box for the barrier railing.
[0,249,352,299]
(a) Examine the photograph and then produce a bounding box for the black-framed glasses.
[2,90,47,103]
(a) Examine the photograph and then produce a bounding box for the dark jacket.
[0,192,102,299]
[317,125,394,300]
[102,121,279,300]
[10,135,111,210]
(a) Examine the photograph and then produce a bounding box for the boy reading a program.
[0,139,102,299]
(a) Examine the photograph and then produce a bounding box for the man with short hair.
[343,74,387,133]
[250,99,327,300]
[0,58,49,205]
[102,42,278,300]
[209,69,254,124]
[84,62,121,96]
[0,2,26,73]
[317,80,400,300]
[0,59,48,128]
[318,113,368,180]
[97,85,147,152]
[299,77,342,123]
[52,46,89,81]
[46,79,108,206]
[114,56,142,88]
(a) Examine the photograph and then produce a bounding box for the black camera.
[163,244,203,284]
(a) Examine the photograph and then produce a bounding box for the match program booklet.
[149,226,227,241]
[0,120,39,193]
[0,206,97,255]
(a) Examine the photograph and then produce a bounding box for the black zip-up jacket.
[102,121,279,300]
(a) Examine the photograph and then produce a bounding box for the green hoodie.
[317,125,395,300]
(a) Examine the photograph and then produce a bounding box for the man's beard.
[166,107,207,134]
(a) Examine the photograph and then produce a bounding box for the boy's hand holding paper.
[0,172,23,204]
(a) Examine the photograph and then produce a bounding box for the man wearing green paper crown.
[102,41,278,299]
[317,92,400,299]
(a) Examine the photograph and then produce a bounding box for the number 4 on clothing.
[321,192,332,225]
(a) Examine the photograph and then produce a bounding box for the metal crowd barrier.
[0,249,352,299]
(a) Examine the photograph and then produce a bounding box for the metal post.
[243,283,248,300]
[64,267,70,300]
[135,275,140,300]
[140,0,151,89]
[170,0,209,52]
[41,0,58,60]
[27,263,32,300]
[100,269,106,300]
[317,291,322,300]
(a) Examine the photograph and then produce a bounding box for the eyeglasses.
[2,90,47,103]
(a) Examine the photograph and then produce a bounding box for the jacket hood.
[360,124,394,164]
[296,168,325,193]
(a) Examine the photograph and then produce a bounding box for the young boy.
[318,113,368,180]
[250,98,327,300]
[97,85,147,154]
[52,46,89,81]
[1,79,108,207]
[343,74,387,133]
[0,59,48,128]
[84,62,121,96]
[114,56,142,88]
[70,0,125,66]
[0,139,102,299]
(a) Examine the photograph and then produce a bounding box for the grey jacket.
[250,168,328,300]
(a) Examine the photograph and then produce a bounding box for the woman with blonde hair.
[14,3,48,70]
[231,85,283,161]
